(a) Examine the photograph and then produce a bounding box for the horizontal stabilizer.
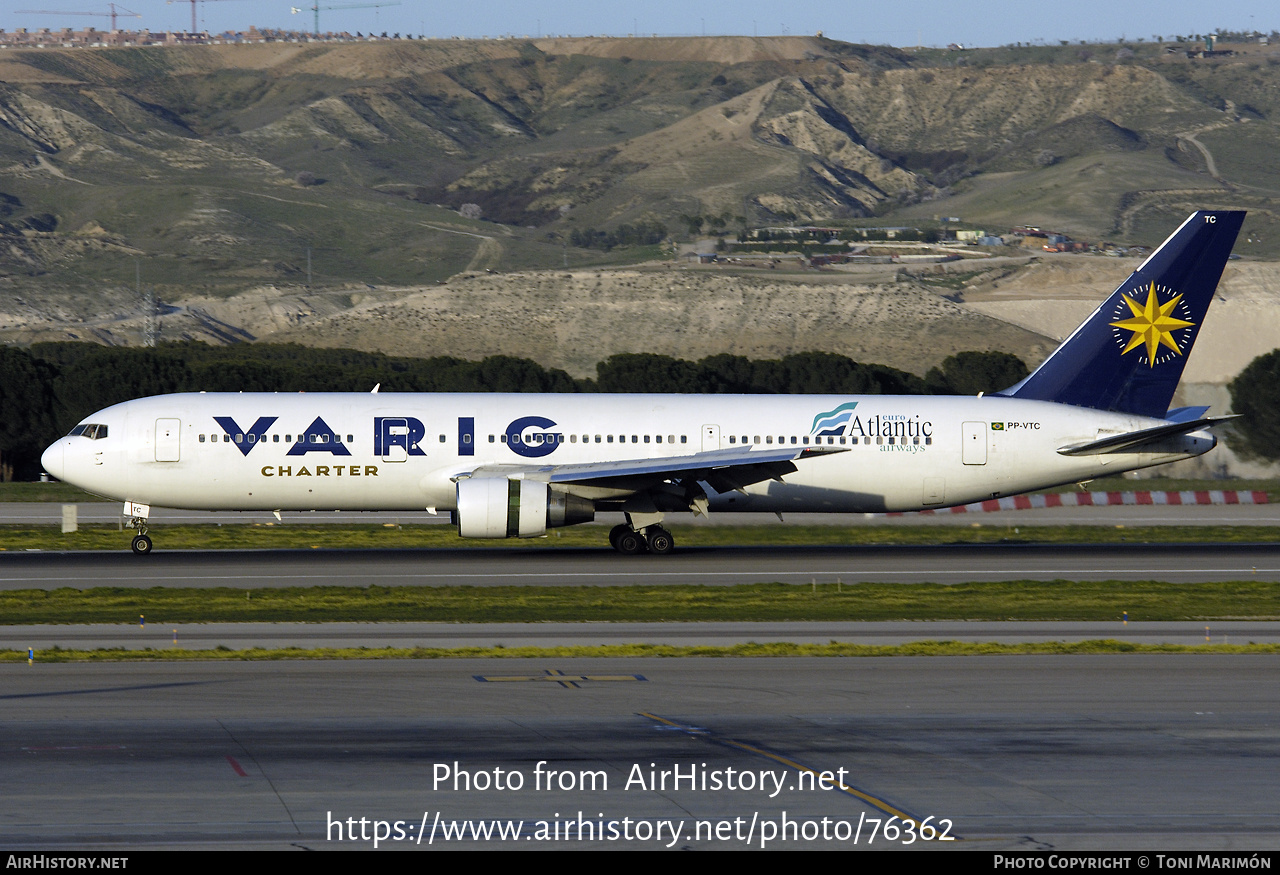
[1057,416,1236,456]
[1164,406,1210,423]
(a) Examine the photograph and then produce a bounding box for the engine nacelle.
[456,477,595,538]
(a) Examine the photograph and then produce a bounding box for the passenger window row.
[194,431,932,448]
[488,434,690,445]
[727,435,932,446]
[198,433,356,444]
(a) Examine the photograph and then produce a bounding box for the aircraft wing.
[464,444,847,493]
[1057,415,1236,456]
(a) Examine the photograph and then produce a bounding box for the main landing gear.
[608,523,675,555]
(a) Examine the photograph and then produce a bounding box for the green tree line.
[568,221,667,251]
[0,342,1027,480]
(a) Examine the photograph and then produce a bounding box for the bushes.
[569,221,666,251]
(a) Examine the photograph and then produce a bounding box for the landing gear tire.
[645,528,675,555]
[131,534,153,556]
[616,530,646,555]
[609,524,631,551]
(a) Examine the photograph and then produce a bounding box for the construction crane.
[16,4,141,32]
[290,1,401,37]
[164,0,246,34]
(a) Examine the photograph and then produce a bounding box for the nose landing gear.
[124,502,153,555]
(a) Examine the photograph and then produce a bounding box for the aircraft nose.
[41,441,64,481]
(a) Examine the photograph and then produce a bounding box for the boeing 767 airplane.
[41,210,1245,555]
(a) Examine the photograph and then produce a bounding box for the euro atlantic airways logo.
[1109,282,1195,368]
[811,402,858,436]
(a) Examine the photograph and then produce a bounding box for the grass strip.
[5,523,1280,552]
[6,640,1279,663]
[5,580,1280,624]
[0,483,106,503]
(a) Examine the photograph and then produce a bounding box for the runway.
[3,542,1280,590]
[6,656,1277,849]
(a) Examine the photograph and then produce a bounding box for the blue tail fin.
[999,210,1245,418]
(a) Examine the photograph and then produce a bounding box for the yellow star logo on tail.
[1110,282,1194,367]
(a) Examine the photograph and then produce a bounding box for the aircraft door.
[702,424,720,452]
[961,421,987,465]
[155,419,181,462]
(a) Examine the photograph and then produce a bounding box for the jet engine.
[455,476,595,538]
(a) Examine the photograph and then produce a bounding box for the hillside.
[2,35,1280,381]
[254,266,1057,378]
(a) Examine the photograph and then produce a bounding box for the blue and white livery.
[41,211,1246,554]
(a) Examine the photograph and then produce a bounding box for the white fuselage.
[42,392,1215,516]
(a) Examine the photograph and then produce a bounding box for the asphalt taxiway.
[4,542,1280,590]
[6,656,1278,850]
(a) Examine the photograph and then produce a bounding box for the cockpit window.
[68,423,108,440]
